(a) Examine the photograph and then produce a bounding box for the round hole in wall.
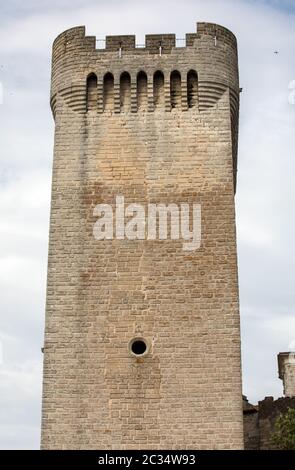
[128,337,149,357]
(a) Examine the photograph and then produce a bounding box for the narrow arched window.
[86,73,97,111]
[120,72,131,112]
[103,73,114,111]
[187,70,198,109]
[137,71,147,111]
[153,71,165,109]
[170,71,181,109]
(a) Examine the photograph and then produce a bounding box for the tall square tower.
[41,22,243,449]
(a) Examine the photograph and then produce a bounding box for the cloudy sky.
[0,0,294,449]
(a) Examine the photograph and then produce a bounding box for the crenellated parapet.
[51,22,239,116]
[51,23,239,177]
[52,22,237,58]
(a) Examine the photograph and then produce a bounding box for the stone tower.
[41,22,243,449]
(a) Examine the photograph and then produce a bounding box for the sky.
[0,0,295,450]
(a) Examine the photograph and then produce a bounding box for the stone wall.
[278,352,295,398]
[243,396,259,450]
[243,396,295,450]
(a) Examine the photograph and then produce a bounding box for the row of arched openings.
[86,70,198,112]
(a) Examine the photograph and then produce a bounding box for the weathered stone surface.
[243,395,295,450]
[278,352,295,398]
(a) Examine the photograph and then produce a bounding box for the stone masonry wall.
[278,352,295,398]
[258,397,295,450]
[243,396,295,450]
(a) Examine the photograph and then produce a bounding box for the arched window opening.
[170,71,181,109]
[86,73,97,111]
[137,71,148,111]
[120,72,131,112]
[187,70,198,109]
[153,71,165,109]
[103,73,114,111]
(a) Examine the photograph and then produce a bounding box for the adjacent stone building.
[41,22,243,449]
[244,353,295,450]
[278,352,295,398]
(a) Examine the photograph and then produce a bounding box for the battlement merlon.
[52,22,237,55]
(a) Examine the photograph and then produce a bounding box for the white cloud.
[0,360,42,450]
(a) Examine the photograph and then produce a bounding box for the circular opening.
[129,338,148,357]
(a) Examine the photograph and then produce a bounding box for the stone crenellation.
[50,23,240,186]
[278,352,295,398]
[243,353,295,450]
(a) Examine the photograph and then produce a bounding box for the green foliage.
[271,408,295,450]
